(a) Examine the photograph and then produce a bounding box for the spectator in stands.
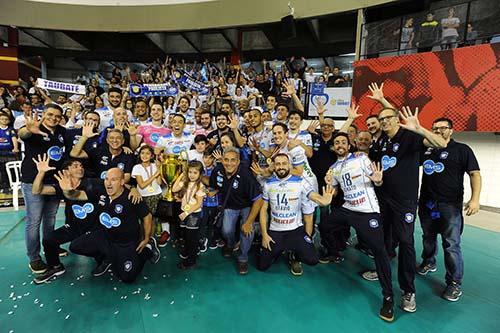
[417,13,439,52]
[441,7,460,50]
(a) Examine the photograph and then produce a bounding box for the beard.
[276,168,290,179]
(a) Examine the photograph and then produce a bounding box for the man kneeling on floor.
[58,167,160,283]
[257,154,334,274]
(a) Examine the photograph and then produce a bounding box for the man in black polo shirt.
[18,103,66,274]
[417,117,481,302]
[209,147,263,275]
[366,84,446,313]
[70,125,134,183]
[31,156,103,284]
[62,168,160,283]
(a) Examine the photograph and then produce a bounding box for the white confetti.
[114,310,119,315]
[54,299,59,303]
[24,293,30,296]
[34,299,39,304]
[57,308,62,313]
[70,283,74,286]
[13,305,18,309]
[39,304,44,308]
[65,314,70,320]
[8,311,13,315]
[113,287,117,291]
[22,282,26,286]
[0,299,2,303]
[76,277,80,281]
[9,330,14,333]
[10,285,14,288]
[162,274,166,278]
[80,293,85,297]
[144,293,151,300]
[143,276,148,280]
[185,278,188,282]
[190,294,194,299]
[124,296,127,299]
[9,292,14,298]
[170,300,174,305]
[17,296,22,300]
[153,313,159,318]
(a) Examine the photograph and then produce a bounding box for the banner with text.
[172,69,210,95]
[36,78,86,95]
[307,84,352,117]
[129,83,179,97]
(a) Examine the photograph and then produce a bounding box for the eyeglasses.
[378,115,396,122]
[432,126,451,132]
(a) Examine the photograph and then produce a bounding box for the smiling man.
[18,103,67,274]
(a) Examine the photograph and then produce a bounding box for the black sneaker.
[442,282,462,302]
[29,260,48,274]
[417,262,437,275]
[222,246,232,258]
[238,261,249,275]
[319,253,344,264]
[92,261,112,277]
[33,265,66,284]
[58,248,69,257]
[199,238,208,253]
[208,239,218,250]
[149,237,161,264]
[379,296,395,322]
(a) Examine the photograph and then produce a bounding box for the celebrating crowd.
[0,57,481,323]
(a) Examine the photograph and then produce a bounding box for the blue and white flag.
[172,69,210,95]
[36,78,86,95]
[129,83,179,97]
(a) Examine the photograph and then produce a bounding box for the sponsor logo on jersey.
[440,151,449,160]
[150,133,160,143]
[114,204,123,214]
[405,213,415,223]
[423,160,445,175]
[47,146,63,161]
[72,203,94,219]
[392,143,400,152]
[124,260,133,272]
[381,155,397,171]
[369,219,379,228]
[304,235,312,244]
[99,212,121,228]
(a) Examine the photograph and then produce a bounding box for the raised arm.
[399,106,446,148]
[367,82,394,109]
[308,184,336,206]
[32,154,56,195]
[339,103,362,133]
[70,121,97,158]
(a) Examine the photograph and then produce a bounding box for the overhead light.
[339,53,355,56]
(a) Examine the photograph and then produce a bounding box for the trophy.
[161,151,188,201]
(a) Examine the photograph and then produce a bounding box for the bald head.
[104,167,125,197]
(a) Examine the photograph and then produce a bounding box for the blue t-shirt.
[0,126,16,153]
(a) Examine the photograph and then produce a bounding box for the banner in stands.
[307,83,352,117]
[172,69,210,95]
[129,83,178,97]
[36,78,86,95]
[352,43,500,132]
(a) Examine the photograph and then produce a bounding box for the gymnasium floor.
[0,207,499,333]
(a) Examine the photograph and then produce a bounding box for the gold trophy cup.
[161,151,188,201]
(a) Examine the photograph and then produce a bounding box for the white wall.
[456,132,500,208]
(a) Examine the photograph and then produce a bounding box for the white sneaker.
[401,292,417,313]
[362,270,379,281]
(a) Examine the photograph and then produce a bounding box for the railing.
[359,0,500,58]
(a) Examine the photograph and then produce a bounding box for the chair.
[5,161,22,210]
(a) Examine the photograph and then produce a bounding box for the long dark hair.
[177,160,204,198]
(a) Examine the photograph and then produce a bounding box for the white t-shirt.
[179,181,206,213]
[156,132,194,155]
[131,163,163,197]
[441,17,460,38]
[188,149,204,163]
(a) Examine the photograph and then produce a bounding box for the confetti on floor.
[65,314,70,320]
[57,308,62,313]
[170,300,174,305]
[153,313,159,318]
[114,310,119,315]
[39,304,44,308]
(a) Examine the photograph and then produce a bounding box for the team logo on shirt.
[423,160,445,175]
[72,203,94,219]
[100,171,107,179]
[404,213,415,223]
[98,195,106,206]
[381,155,397,171]
[392,143,400,152]
[368,219,379,228]
[172,145,181,154]
[99,212,121,228]
[58,134,64,143]
[233,180,239,189]
[440,151,449,160]
[114,204,124,214]
[150,133,160,143]
[117,163,125,170]
[124,260,133,272]
[47,146,63,161]
[100,156,109,165]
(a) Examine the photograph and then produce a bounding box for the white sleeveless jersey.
[262,175,313,231]
[288,130,313,148]
[156,132,194,155]
[329,153,380,213]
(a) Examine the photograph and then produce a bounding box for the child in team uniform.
[132,145,163,237]
[0,111,19,193]
[172,160,206,269]
[200,149,222,250]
